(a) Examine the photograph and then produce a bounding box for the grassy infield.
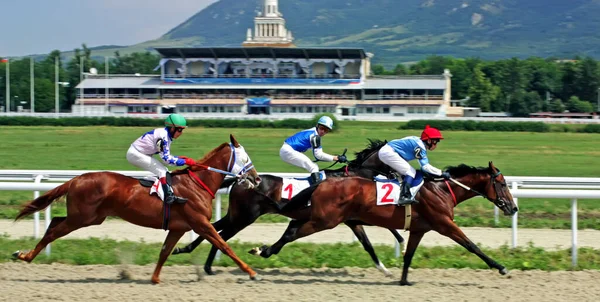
[1,122,599,271]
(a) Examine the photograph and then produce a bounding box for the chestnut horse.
[251,162,518,285]
[172,139,405,277]
[12,135,262,284]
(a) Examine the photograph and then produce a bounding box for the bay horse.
[12,135,263,284]
[172,139,405,277]
[250,162,518,285]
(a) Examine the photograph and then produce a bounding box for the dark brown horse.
[12,135,262,284]
[172,139,405,277]
[251,162,518,285]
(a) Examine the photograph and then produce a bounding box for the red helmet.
[420,125,443,141]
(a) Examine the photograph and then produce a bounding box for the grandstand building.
[74,0,453,119]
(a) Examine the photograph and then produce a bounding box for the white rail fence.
[1,170,599,266]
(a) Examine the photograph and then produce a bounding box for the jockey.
[280,116,348,184]
[378,125,450,205]
[126,113,197,204]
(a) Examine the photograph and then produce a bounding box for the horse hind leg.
[13,215,106,262]
[344,222,393,278]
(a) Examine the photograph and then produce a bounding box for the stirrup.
[397,196,418,206]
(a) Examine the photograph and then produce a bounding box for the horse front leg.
[436,220,508,275]
[344,221,393,278]
[205,216,258,275]
[151,230,185,284]
[172,213,230,255]
[400,230,427,286]
[249,219,307,258]
[190,216,259,280]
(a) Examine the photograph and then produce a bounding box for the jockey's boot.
[309,172,322,185]
[397,178,418,205]
[161,173,187,204]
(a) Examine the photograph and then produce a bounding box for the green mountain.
[72,0,600,66]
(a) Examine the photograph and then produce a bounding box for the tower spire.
[243,0,294,47]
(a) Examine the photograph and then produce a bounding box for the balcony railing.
[163,73,361,79]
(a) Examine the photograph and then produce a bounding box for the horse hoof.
[399,280,413,286]
[11,250,21,260]
[204,267,215,275]
[250,274,262,281]
[499,268,508,275]
[248,247,262,256]
[171,248,181,255]
[151,277,160,284]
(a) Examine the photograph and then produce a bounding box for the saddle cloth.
[280,171,326,200]
[148,178,166,202]
[374,177,402,206]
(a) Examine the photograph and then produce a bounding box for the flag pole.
[31,57,35,114]
[55,56,59,117]
[5,59,9,112]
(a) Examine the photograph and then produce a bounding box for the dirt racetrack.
[1,263,599,302]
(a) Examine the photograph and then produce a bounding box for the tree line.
[1,45,599,116]
[372,56,599,116]
[0,44,160,112]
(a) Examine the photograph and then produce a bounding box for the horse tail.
[219,177,237,189]
[15,179,73,221]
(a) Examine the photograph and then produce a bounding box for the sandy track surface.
[2,220,600,250]
[1,263,599,302]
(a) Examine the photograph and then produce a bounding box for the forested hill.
[160,0,600,64]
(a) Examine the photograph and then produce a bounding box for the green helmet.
[165,114,187,128]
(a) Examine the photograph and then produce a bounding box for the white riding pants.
[378,144,416,178]
[279,143,319,173]
[126,145,169,178]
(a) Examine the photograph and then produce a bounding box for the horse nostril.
[255,177,262,183]
[513,207,519,213]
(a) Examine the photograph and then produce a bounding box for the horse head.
[484,161,518,216]
[229,134,262,189]
[445,162,518,216]
[189,134,261,190]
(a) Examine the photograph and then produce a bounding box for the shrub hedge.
[401,120,551,132]
[0,115,338,130]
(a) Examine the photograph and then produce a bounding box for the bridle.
[188,143,257,192]
[448,170,508,209]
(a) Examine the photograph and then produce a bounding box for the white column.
[255,24,259,38]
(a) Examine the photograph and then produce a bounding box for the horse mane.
[171,142,229,175]
[348,138,387,167]
[444,164,493,178]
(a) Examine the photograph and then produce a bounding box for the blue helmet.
[317,116,334,130]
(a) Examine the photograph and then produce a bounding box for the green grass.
[1,236,598,271]
[1,122,599,229]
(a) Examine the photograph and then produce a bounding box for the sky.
[0,0,218,57]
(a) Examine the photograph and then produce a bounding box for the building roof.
[154,47,366,60]
[364,78,446,90]
[76,77,161,89]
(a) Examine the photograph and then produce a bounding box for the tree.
[574,57,600,105]
[371,64,385,75]
[466,67,500,112]
[566,96,594,113]
[548,99,565,113]
[392,64,408,75]
[523,91,544,114]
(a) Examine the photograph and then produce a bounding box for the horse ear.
[230,134,240,147]
[489,161,495,169]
